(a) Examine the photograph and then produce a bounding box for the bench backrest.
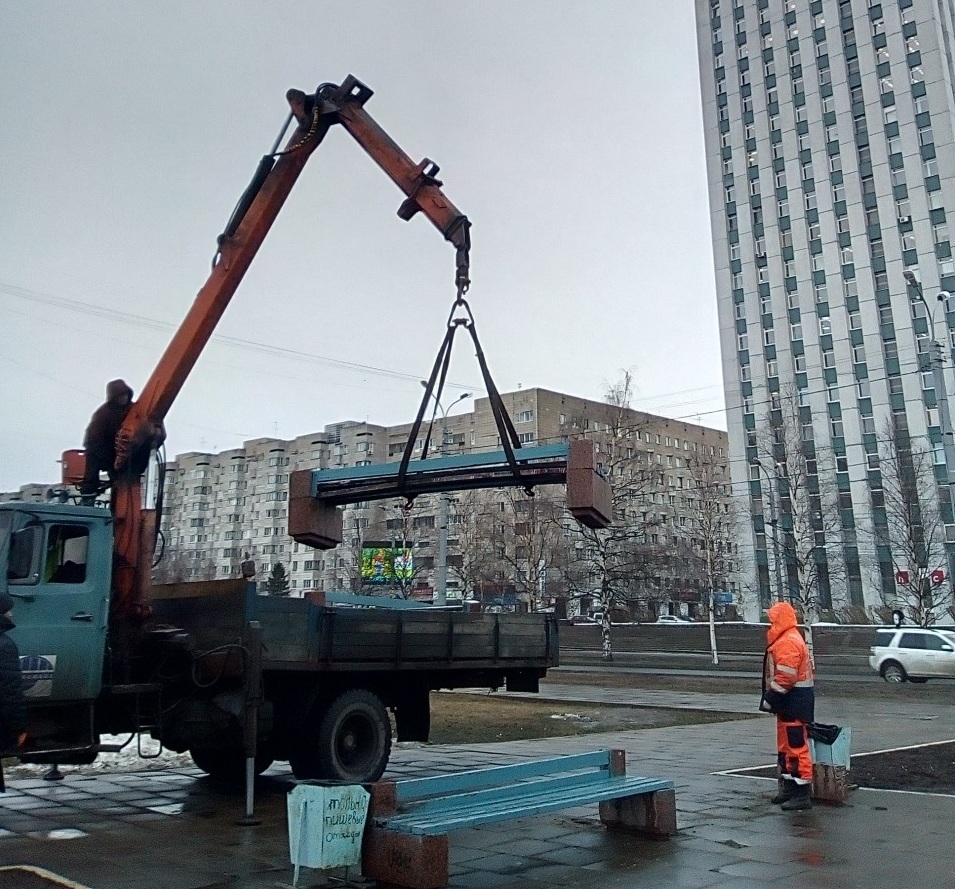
[391,749,620,805]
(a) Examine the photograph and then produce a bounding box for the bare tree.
[152,546,217,584]
[560,371,668,660]
[870,416,953,626]
[756,387,844,660]
[685,450,739,664]
[448,491,503,606]
[491,488,567,612]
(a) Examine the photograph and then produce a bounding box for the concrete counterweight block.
[287,469,343,549]
[566,439,612,529]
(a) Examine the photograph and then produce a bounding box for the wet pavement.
[1,669,953,888]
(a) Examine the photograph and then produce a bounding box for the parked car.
[868,626,955,682]
[656,614,693,624]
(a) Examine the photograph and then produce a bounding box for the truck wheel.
[305,689,391,783]
[190,746,274,783]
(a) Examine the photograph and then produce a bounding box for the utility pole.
[905,272,955,600]
[763,463,785,604]
[435,427,452,608]
[421,384,471,607]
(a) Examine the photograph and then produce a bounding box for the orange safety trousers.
[776,716,812,783]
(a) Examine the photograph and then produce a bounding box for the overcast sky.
[0,1,723,491]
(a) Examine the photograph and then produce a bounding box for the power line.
[0,281,478,391]
[0,279,731,419]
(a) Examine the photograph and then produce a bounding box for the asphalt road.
[558,621,879,676]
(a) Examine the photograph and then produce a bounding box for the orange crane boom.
[87,76,471,621]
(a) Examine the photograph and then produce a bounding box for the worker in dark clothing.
[0,593,27,791]
[80,379,133,503]
[760,601,815,811]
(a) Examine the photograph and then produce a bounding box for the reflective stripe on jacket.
[763,601,815,723]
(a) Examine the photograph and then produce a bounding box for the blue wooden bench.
[361,749,676,889]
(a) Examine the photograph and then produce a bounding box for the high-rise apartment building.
[696,0,955,615]
[1,388,732,615]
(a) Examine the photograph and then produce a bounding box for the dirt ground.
[428,691,753,744]
[849,741,955,794]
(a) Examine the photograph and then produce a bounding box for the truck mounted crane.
[1,78,561,788]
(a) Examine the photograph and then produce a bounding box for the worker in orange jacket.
[761,601,814,810]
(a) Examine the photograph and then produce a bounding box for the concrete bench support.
[361,749,675,889]
[599,786,678,837]
[362,829,449,889]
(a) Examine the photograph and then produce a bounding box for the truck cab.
[0,502,112,704]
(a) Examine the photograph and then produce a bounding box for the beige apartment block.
[0,388,733,617]
[152,387,734,618]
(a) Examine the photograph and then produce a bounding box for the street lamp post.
[420,384,471,606]
[904,272,955,602]
[391,503,410,597]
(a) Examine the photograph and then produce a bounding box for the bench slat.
[395,768,617,819]
[391,750,613,803]
[383,776,673,836]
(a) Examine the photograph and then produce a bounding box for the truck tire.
[291,689,391,783]
[190,745,274,783]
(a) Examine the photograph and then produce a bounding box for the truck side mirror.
[8,524,41,582]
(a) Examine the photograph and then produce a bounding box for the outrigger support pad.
[287,439,611,549]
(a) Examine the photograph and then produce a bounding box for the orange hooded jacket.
[762,601,815,723]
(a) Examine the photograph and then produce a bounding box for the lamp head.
[904,270,920,288]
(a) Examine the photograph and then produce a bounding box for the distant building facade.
[1,387,734,617]
[154,387,736,618]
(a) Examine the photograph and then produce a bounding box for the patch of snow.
[7,734,197,780]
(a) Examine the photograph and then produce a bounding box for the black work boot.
[781,782,812,811]
[771,778,796,804]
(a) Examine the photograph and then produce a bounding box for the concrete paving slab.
[0,680,953,888]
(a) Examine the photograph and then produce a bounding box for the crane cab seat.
[61,449,87,487]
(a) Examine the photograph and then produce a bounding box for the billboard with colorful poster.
[360,542,413,585]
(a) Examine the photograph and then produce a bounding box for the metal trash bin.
[809,725,851,804]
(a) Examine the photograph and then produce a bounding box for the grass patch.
[428,691,757,745]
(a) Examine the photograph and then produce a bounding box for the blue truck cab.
[0,502,112,704]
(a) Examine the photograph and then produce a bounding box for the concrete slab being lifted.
[288,439,612,550]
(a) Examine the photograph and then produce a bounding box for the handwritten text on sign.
[288,784,370,871]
